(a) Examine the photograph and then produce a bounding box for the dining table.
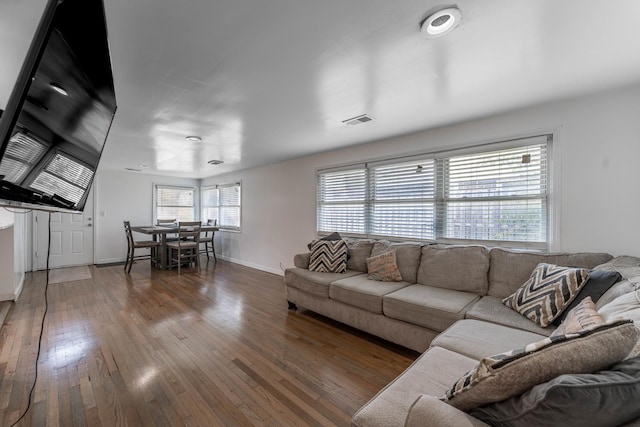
[130,224,219,269]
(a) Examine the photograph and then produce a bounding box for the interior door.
[33,189,94,270]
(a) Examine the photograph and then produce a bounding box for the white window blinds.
[202,182,241,230]
[437,142,547,246]
[219,183,241,230]
[317,135,551,248]
[317,167,366,235]
[155,185,196,222]
[369,158,435,240]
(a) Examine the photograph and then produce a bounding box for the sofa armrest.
[294,252,311,269]
[405,395,489,427]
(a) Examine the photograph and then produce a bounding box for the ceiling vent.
[343,114,374,126]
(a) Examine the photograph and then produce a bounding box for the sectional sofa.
[284,239,640,426]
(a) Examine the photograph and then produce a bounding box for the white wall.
[200,83,640,274]
[94,170,199,264]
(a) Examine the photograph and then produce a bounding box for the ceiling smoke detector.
[420,6,461,38]
[343,114,374,126]
[208,159,224,165]
[185,135,202,142]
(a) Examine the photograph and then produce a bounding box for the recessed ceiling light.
[208,159,224,165]
[185,135,202,142]
[139,163,148,168]
[420,6,461,38]
[124,167,142,172]
[50,82,69,96]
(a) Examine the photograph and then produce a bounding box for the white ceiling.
[94,0,640,178]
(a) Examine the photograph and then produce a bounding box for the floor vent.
[343,114,374,126]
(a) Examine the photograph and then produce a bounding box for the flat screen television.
[0,0,116,213]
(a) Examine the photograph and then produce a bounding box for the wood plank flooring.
[0,260,418,426]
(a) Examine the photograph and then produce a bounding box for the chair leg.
[212,240,217,261]
[204,242,210,260]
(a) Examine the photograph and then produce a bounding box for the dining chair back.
[157,218,179,241]
[199,219,217,261]
[123,221,161,273]
[166,221,201,274]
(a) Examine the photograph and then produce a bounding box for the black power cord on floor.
[10,212,51,427]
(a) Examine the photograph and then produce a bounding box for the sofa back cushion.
[488,249,613,298]
[417,245,490,294]
[370,241,422,283]
[345,239,375,272]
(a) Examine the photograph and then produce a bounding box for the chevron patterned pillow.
[503,263,590,327]
[309,239,348,273]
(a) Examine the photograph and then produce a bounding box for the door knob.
[88,224,93,227]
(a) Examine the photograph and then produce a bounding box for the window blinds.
[156,186,195,222]
[317,167,367,235]
[201,183,241,230]
[316,135,550,248]
[437,142,547,246]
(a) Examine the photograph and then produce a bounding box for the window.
[317,135,550,249]
[201,182,241,230]
[154,185,196,223]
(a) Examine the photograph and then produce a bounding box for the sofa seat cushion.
[417,245,490,294]
[351,346,478,427]
[284,268,364,298]
[465,296,553,336]
[330,275,410,314]
[383,285,480,332]
[488,248,612,299]
[431,320,547,361]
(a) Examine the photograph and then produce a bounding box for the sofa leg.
[287,301,297,310]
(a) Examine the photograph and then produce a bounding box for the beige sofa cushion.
[405,395,490,427]
[383,285,480,332]
[487,248,612,298]
[283,268,363,298]
[418,245,490,294]
[431,320,546,360]
[465,296,553,335]
[370,241,422,283]
[330,275,409,314]
[351,346,478,427]
[346,239,375,272]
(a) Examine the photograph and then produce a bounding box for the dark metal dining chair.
[123,221,160,273]
[199,219,217,261]
[166,221,201,274]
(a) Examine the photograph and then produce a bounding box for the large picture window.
[154,185,196,223]
[317,135,550,249]
[201,182,241,231]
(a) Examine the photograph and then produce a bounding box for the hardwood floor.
[0,260,418,426]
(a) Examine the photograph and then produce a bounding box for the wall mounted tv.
[0,0,116,213]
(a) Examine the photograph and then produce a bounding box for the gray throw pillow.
[470,355,640,427]
[552,269,621,326]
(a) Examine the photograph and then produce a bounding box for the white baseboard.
[216,255,284,277]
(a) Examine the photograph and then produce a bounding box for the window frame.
[201,181,242,231]
[316,134,553,250]
[153,184,198,225]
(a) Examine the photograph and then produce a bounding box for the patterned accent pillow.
[366,251,403,282]
[308,239,348,273]
[551,296,605,338]
[442,320,638,412]
[503,263,590,327]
